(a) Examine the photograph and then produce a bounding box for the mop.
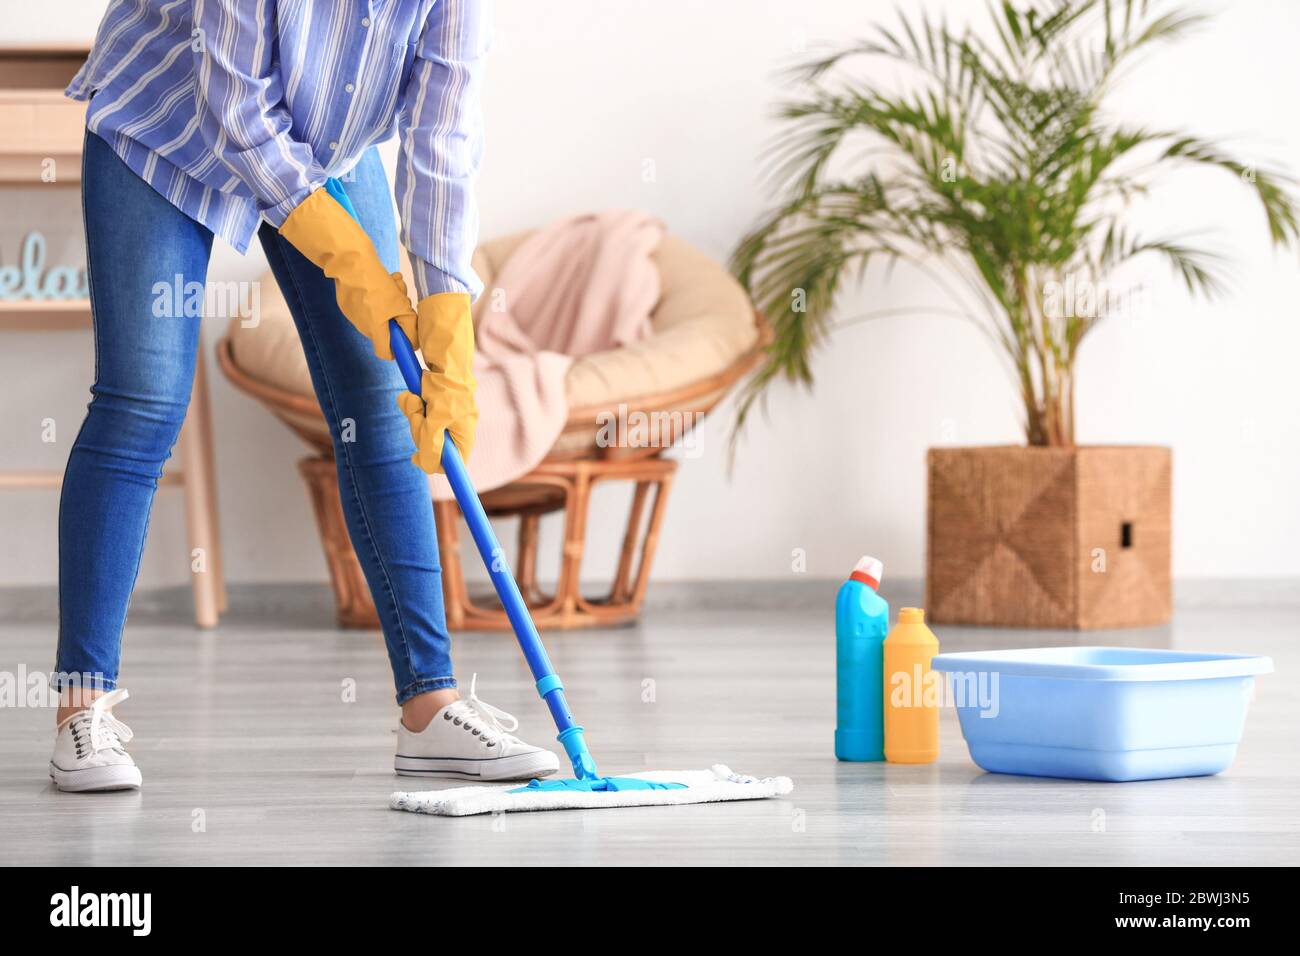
[322,180,793,816]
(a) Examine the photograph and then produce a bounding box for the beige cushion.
[227,230,758,447]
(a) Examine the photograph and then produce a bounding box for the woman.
[49,0,558,792]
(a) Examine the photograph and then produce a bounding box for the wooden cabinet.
[0,47,88,184]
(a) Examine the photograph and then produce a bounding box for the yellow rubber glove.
[278,188,418,360]
[396,292,478,473]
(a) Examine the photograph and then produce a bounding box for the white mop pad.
[390,764,794,817]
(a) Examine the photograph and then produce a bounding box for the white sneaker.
[49,688,143,792]
[395,676,560,781]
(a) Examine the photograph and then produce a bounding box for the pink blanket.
[431,210,665,500]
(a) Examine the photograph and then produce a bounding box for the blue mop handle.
[321,179,598,781]
[387,323,598,781]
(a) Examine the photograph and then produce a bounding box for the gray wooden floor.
[2,594,1296,865]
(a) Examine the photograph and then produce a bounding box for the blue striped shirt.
[67,0,488,300]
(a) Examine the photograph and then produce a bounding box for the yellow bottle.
[883,607,940,764]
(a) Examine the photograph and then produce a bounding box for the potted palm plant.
[732,0,1299,628]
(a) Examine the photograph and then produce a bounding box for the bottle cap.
[850,556,883,590]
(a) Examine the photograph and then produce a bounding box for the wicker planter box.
[926,446,1172,629]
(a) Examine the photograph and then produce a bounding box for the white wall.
[2,0,1299,589]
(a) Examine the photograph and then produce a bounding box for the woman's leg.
[257,148,456,712]
[55,130,214,715]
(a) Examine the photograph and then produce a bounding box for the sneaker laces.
[446,674,520,745]
[66,688,134,756]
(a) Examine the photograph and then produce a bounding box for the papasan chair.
[218,224,768,630]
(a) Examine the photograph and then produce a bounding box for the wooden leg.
[517,513,541,603]
[611,481,650,604]
[298,457,379,629]
[555,468,591,624]
[195,345,228,613]
[434,499,467,630]
[631,472,674,607]
[180,341,222,629]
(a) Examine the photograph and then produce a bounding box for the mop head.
[390,764,794,817]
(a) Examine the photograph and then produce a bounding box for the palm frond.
[1098,224,1228,295]
[1161,136,1300,244]
[731,0,1300,453]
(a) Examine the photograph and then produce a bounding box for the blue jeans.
[55,130,456,704]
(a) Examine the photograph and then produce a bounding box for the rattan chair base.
[298,453,676,631]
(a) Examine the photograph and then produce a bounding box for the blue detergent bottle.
[836,556,888,761]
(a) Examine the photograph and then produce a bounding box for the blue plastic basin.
[931,646,1273,782]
